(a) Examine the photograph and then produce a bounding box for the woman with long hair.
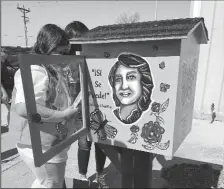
[108,52,154,124]
[11,24,81,188]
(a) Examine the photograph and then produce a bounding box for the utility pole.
[154,0,158,20]
[17,4,30,47]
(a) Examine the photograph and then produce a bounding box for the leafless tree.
[116,12,140,24]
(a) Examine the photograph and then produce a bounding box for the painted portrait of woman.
[108,52,154,124]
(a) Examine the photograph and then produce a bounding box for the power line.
[17,4,31,47]
[155,0,158,20]
[3,35,34,38]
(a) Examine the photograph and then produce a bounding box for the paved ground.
[1,104,8,126]
[1,103,224,188]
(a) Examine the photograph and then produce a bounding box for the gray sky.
[1,1,191,47]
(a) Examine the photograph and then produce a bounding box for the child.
[11,24,81,188]
[65,21,109,188]
[1,51,16,126]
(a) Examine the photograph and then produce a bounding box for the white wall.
[191,0,224,120]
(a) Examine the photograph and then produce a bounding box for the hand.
[63,92,82,120]
[63,106,78,120]
[72,92,82,108]
[1,91,9,104]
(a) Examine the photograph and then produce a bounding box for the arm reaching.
[15,102,70,122]
[14,66,79,123]
[72,92,82,108]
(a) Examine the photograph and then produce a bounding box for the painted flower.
[151,102,161,113]
[130,125,140,133]
[141,121,165,144]
[153,121,161,128]
[159,61,165,69]
[160,83,170,92]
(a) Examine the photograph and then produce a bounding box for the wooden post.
[120,148,135,188]
[120,148,153,188]
[132,150,153,188]
[98,144,153,188]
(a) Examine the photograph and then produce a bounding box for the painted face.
[114,64,142,105]
[51,44,71,55]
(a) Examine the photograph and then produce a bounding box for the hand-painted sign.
[86,52,181,155]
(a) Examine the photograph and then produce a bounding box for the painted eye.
[115,77,121,82]
[127,75,136,80]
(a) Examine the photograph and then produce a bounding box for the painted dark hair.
[65,21,89,39]
[32,24,69,55]
[108,52,154,112]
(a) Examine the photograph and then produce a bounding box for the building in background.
[1,46,32,68]
[190,0,224,121]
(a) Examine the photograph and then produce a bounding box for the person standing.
[11,24,81,188]
[1,51,15,126]
[65,21,109,188]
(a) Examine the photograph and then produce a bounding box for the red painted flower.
[141,121,165,144]
[130,125,140,133]
[151,102,161,113]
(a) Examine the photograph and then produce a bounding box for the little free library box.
[71,17,208,157]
